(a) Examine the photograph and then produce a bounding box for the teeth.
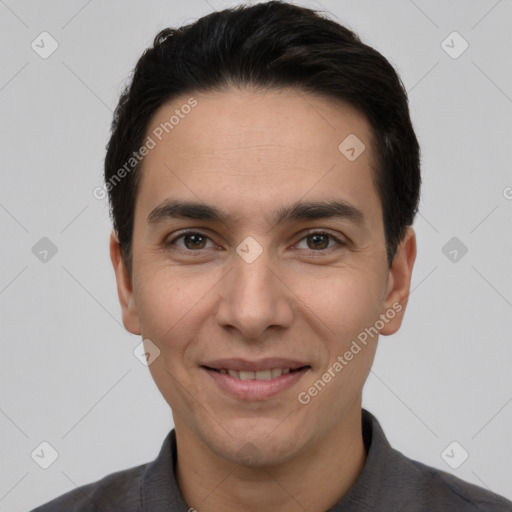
[255,369,272,380]
[221,368,294,380]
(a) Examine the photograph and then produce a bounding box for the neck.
[175,405,366,512]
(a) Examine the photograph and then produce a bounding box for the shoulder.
[30,462,148,512]
[393,449,512,511]
[356,410,512,512]
[31,429,181,511]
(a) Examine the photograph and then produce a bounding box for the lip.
[201,363,311,400]
[201,357,309,372]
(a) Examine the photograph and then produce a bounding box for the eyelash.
[165,229,346,254]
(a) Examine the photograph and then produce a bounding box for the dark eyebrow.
[147,200,230,225]
[147,199,366,229]
[274,200,366,228]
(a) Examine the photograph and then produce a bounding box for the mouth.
[200,358,311,400]
[203,366,308,380]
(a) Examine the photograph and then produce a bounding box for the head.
[107,1,419,466]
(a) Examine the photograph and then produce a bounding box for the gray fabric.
[32,409,512,511]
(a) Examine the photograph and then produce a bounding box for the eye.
[164,229,346,254]
[166,231,216,251]
[295,231,345,251]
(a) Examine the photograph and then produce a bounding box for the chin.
[202,417,305,467]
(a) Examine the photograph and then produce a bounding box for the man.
[33,1,512,510]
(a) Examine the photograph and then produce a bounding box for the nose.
[214,243,294,339]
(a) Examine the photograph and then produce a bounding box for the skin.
[110,87,416,511]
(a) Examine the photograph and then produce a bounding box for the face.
[111,87,416,466]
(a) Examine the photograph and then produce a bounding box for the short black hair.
[104,0,421,275]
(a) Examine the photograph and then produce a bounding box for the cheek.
[135,270,212,415]
[133,267,221,359]
[295,268,383,343]
[134,270,189,348]
[296,276,380,420]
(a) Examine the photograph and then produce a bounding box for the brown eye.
[183,233,207,249]
[166,231,214,251]
[295,231,343,252]
[307,233,330,250]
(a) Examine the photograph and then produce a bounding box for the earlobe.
[109,231,141,335]
[379,227,417,336]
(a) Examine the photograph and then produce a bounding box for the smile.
[205,367,301,380]
[201,361,311,400]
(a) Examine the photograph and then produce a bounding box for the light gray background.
[1,0,511,510]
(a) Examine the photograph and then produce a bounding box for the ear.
[109,231,141,335]
[379,226,417,336]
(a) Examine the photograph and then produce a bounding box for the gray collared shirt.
[32,409,512,511]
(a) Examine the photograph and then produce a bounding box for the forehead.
[135,87,382,231]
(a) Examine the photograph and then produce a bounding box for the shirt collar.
[140,428,188,511]
[328,408,393,510]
